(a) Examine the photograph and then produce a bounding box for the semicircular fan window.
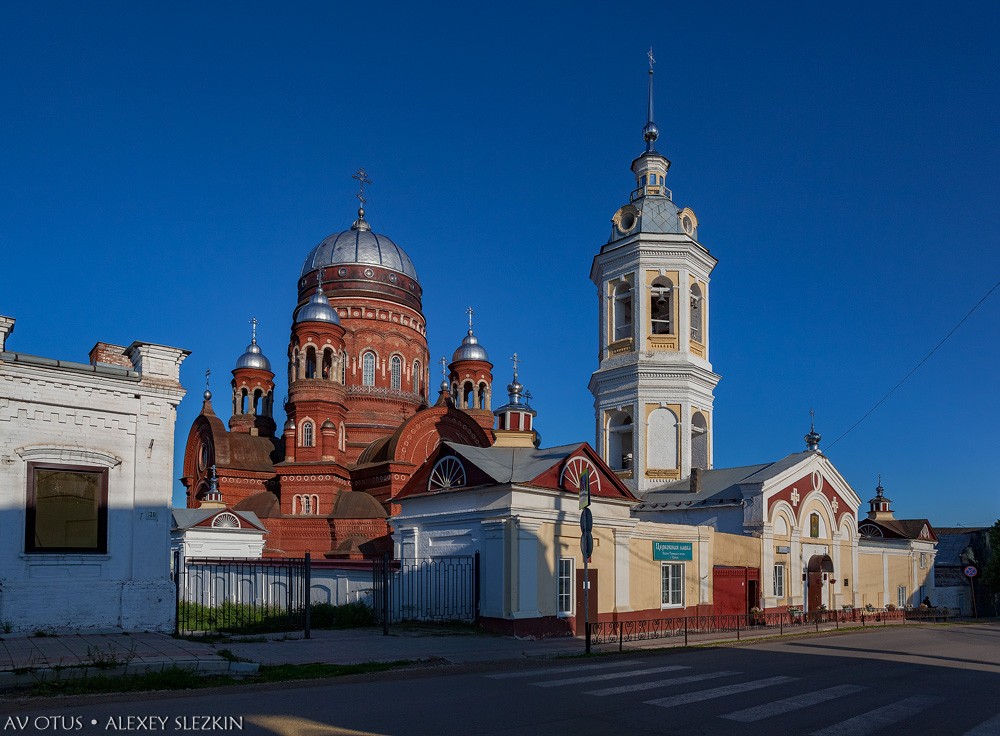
[428,456,466,492]
[559,457,602,495]
[211,512,241,529]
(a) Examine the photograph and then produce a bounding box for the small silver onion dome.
[235,339,271,371]
[642,120,659,146]
[296,284,340,324]
[452,330,489,362]
[203,389,212,402]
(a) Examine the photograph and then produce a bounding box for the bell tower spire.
[589,51,720,492]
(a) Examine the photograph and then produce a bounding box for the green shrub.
[310,601,377,629]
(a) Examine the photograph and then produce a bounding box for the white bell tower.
[588,50,721,493]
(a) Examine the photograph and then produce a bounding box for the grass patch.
[22,660,416,697]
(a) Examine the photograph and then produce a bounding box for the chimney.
[690,467,702,494]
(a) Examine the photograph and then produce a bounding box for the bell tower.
[588,50,721,493]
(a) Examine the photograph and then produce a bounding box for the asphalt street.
[3,623,999,736]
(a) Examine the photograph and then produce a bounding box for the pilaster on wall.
[512,517,541,619]
[613,529,632,612]
[480,518,508,619]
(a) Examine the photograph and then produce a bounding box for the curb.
[0,659,259,692]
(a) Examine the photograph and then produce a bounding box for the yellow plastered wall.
[713,532,762,568]
[888,556,911,602]
[628,533,704,613]
[857,552,884,607]
[540,521,614,617]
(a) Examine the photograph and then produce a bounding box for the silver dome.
[235,340,271,371]
[452,330,489,362]
[296,286,340,325]
[300,224,419,282]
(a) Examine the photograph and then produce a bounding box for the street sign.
[653,541,693,561]
[579,466,591,510]
[580,507,593,534]
[581,531,594,558]
[964,565,979,578]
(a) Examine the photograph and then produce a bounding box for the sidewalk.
[0,617,939,690]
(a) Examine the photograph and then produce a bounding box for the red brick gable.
[769,469,854,528]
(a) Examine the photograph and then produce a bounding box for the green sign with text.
[652,541,693,561]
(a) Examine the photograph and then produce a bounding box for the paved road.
[3,623,999,735]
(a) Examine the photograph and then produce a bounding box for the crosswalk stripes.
[963,712,1000,736]
[721,684,865,722]
[810,695,945,736]
[533,664,689,688]
[644,675,798,708]
[586,670,741,696]
[484,659,644,679]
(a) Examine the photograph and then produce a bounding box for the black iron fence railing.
[587,607,928,651]
[373,554,478,629]
[174,553,312,637]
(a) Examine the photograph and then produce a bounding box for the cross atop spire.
[510,352,520,379]
[352,168,371,207]
[643,47,659,153]
[205,368,211,389]
[440,356,448,381]
[804,408,822,452]
[466,306,475,331]
[249,317,258,344]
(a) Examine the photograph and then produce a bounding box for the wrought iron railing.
[588,607,915,651]
[373,554,479,629]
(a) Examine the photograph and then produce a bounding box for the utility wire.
[827,278,1000,450]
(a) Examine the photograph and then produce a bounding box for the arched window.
[809,512,821,538]
[301,421,314,448]
[362,352,376,387]
[413,360,421,396]
[477,382,488,410]
[339,422,346,451]
[340,351,347,384]
[322,349,333,380]
[305,346,317,379]
[240,389,249,415]
[428,456,466,492]
[463,382,475,409]
[390,355,402,390]
[650,277,673,335]
[292,348,300,382]
[607,411,634,471]
[212,512,241,529]
[690,283,704,343]
[647,408,679,470]
[252,389,262,415]
[612,281,633,341]
[691,411,708,470]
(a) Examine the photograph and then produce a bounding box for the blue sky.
[2,3,998,525]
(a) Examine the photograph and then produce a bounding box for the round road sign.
[581,531,594,558]
[964,565,978,578]
[580,507,594,533]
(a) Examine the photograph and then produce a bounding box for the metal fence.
[588,607,920,652]
[174,553,311,636]
[373,554,479,627]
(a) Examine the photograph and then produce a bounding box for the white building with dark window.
[0,315,188,632]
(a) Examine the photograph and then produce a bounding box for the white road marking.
[534,664,690,687]
[811,695,944,736]
[721,684,865,722]
[963,713,1000,736]
[587,670,740,696]
[485,659,644,679]
[644,676,798,708]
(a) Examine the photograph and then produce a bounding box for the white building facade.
[0,316,188,632]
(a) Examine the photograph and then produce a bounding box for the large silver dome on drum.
[300,211,419,282]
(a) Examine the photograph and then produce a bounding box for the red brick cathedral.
[180,189,504,557]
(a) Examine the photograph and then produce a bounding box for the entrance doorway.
[806,554,834,612]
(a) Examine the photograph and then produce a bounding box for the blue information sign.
[653,541,693,561]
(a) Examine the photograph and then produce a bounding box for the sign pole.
[580,467,594,654]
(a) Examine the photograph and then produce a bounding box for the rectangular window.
[557,558,574,615]
[661,563,684,608]
[773,563,785,598]
[26,463,108,553]
[897,585,907,608]
[919,552,927,569]
[809,513,820,538]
